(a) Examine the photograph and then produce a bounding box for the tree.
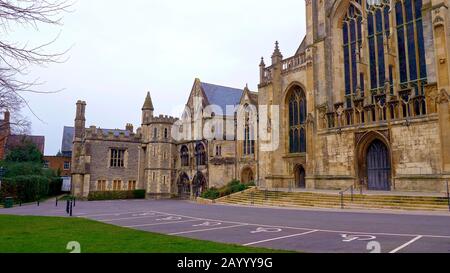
[4,139,43,163]
[0,0,72,132]
[1,140,61,201]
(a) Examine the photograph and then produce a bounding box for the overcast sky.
[13,0,306,155]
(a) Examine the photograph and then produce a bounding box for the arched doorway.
[177,173,190,199]
[294,165,306,188]
[241,167,254,184]
[366,139,391,191]
[192,172,207,197]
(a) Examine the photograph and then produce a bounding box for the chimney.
[126,123,134,133]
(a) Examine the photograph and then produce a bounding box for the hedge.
[1,175,54,203]
[88,190,146,201]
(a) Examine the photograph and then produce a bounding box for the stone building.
[71,79,258,198]
[72,0,450,198]
[257,0,450,192]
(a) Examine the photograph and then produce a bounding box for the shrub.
[201,180,252,200]
[201,187,220,200]
[88,190,146,201]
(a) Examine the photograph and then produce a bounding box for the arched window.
[243,105,255,155]
[180,146,189,167]
[195,143,206,166]
[342,0,363,108]
[341,0,427,103]
[366,0,390,95]
[395,0,427,95]
[288,87,307,154]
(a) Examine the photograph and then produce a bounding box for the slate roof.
[61,126,130,154]
[200,82,244,116]
[295,36,307,55]
[61,126,74,154]
[6,135,45,154]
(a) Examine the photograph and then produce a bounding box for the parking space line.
[243,230,319,246]
[169,224,249,235]
[100,214,166,222]
[389,236,423,253]
[124,219,200,228]
[146,210,450,239]
[78,211,149,218]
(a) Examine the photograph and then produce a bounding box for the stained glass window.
[288,87,307,154]
[342,0,363,107]
[366,0,390,94]
[395,0,427,92]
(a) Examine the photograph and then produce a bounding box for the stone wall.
[87,140,141,191]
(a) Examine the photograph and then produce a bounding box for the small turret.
[142,92,154,125]
[259,57,266,84]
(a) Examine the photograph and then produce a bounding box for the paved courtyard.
[1,199,450,253]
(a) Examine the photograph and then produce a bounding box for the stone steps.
[217,189,450,212]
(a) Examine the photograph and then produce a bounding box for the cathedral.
[72,0,450,198]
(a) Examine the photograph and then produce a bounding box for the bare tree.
[0,0,72,132]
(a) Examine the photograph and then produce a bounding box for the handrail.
[339,185,355,209]
[447,180,449,213]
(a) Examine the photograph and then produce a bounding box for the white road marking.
[169,224,248,235]
[250,227,283,234]
[124,219,200,228]
[243,230,319,246]
[99,214,165,222]
[389,236,423,253]
[145,210,450,239]
[78,211,149,218]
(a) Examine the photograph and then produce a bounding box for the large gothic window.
[288,87,306,154]
[395,0,427,95]
[342,0,363,108]
[367,0,390,94]
[195,143,206,166]
[180,145,189,167]
[341,0,428,103]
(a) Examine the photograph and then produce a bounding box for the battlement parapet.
[150,115,179,124]
[85,126,142,142]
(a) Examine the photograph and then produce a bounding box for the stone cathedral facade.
[72,0,450,198]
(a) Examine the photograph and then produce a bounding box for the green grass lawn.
[0,215,288,253]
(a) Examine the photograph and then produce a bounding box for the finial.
[271,40,283,60]
[259,57,265,67]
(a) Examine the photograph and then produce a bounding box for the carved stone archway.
[356,131,392,191]
[241,167,254,184]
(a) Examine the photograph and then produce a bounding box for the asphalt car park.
[2,199,450,253]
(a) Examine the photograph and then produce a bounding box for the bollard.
[69,200,73,217]
[56,197,58,207]
[73,197,76,207]
[37,199,40,206]
[66,200,70,214]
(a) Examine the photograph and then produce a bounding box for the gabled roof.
[6,135,45,154]
[200,82,244,116]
